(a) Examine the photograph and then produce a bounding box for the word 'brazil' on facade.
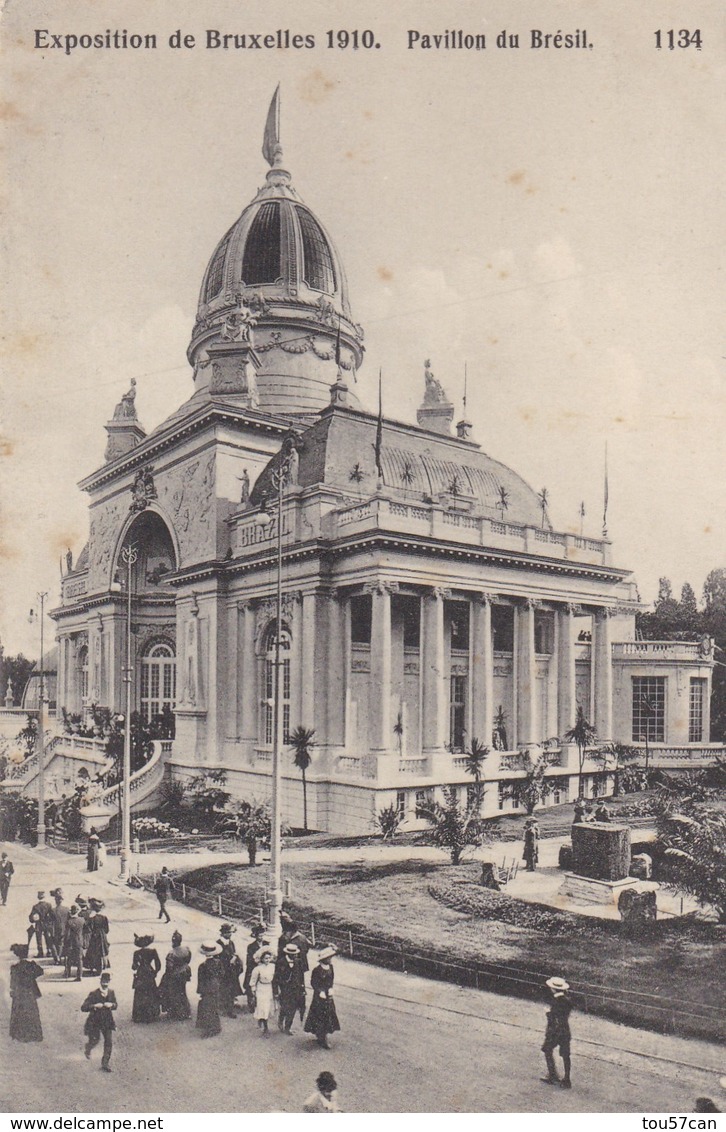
[407,29,591,49]
[50,89,717,836]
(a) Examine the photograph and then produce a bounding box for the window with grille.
[262,628,291,745]
[631,677,665,743]
[295,206,336,293]
[449,674,467,751]
[350,595,372,645]
[78,646,89,703]
[689,678,706,743]
[395,791,406,819]
[449,602,470,650]
[415,789,433,818]
[242,202,282,285]
[140,643,176,724]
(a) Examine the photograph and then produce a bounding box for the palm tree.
[564,706,597,798]
[288,726,315,832]
[393,711,404,755]
[462,736,489,812]
[594,741,639,797]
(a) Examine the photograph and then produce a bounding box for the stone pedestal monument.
[560,822,639,905]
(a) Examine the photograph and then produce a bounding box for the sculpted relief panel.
[158,451,217,566]
[87,496,126,590]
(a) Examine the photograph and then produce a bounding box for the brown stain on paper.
[299,70,335,104]
[377,266,393,282]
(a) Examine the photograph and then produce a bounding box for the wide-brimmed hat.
[200,941,221,956]
[219,922,236,936]
[546,976,570,992]
[134,933,154,948]
[317,946,337,962]
[249,921,266,936]
[254,947,274,963]
[75,894,87,904]
[524,817,538,826]
[11,943,29,958]
[283,943,300,955]
[89,898,105,910]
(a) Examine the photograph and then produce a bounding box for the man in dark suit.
[28,891,57,959]
[541,975,574,1089]
[0,852,14,904]
[64,904,85,980]
[82,973,117,1071]
[154,867,174,923]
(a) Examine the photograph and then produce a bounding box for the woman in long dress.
[196,941,222,1038]
[304,947,340,1049]
[87,829,100,872]
[523,818,540,872]
[159,931,192,1021]
[131,934,161,1023]
[9,943,43,1042]
[249,948,276,1036]
[84,899,110,975]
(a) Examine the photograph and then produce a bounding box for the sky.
[1,0,724,657]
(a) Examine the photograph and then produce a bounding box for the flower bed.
[428,876,606,939]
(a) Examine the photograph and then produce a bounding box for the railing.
[643,744,724,763]
[398,758,426,774]
[337,755,361,773]
[4,734,62,783]
[614,641,704,659]
[91,740,170,811]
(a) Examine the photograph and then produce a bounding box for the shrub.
[132,817,181,841]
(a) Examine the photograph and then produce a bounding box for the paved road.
[1,843,723,1113]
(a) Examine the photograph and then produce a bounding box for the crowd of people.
[6,859,343,1085]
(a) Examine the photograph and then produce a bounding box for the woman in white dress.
[249,948,276,1036]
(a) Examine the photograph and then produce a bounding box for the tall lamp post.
[29,592,48,848]
[118,543,137,882]
[255,435,296,939]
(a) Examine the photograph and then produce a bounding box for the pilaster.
[471,594,494,748]
[422,587,448,752]
[516,599,538,746]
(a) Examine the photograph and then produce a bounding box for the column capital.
[475,592,494,607]
[558,602,580,616]
[594,606,616,621]
[430,586,452,601]
[364,580,399,596]
[520,597,540,611]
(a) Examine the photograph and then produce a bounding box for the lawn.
[177,856,725,1044]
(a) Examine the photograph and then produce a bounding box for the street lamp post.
[29,592,48,848]
[255,436,296,939]
[118,543,137,882]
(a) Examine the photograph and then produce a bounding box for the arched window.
[78,645,89,706]
[262,627,291,745]
[140,642,176,724]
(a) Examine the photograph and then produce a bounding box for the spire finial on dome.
[262,84,284,168]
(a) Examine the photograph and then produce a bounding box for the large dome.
[188,112,364,419]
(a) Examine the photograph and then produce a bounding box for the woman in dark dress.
[196,941,222,1037]
[159,931,192,1021]
[9,943,43,1042]
[523,818,540,872]
[131,934,161,1023]
[84,899,110,975]
[304,946,340,1049]
[216,923,243,1018]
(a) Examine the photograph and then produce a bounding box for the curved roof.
[251,407,548,529]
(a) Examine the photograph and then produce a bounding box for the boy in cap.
[541,976,573,1088]
[82,972,117,1071]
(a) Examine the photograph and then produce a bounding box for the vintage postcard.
[1,0,725,1119]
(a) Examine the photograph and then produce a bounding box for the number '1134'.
[654,29,702,49]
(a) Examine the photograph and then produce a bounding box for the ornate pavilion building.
[50,98,719,832]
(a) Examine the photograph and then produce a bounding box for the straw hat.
[317,945,337,962]
[200,941,221,956]
[545,976,570,992]
[283,943,300,955]
[219,922,236,937]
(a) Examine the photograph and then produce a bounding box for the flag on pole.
[602,442,609,536]
[262,84,281,167]
[374,370,384,483]
[335,313,342,373]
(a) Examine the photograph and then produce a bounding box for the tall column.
[545,613,559,740]
[239,602,258,744]
[422,587,448,752]
[301,592,317,731]
[325,591,346,747]
[368,582,394,751]
[593,608,613,741]
[557,603,576,737]
[471,594,494,747]
[225,602,239,739]
[516,599,538,745]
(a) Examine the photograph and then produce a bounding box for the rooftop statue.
[112,378,138,421]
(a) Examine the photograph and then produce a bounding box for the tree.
[2,654,35,705]
[462,736,489,811]
[187,768,231,816]
[16,714,39,759]
[374,803,403,841]
[217,799,277,866]
[564,706,597,797]
[393,711,404,755]
[593,741,640,796]
[288,726,315,832]
[656,799,726,923]
[419,785,495,865]
[503,749,555,814]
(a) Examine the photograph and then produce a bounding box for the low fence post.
[348,930,353,957]
[217,894,223,916]
[181,883,186,902]
[310,922,316,946]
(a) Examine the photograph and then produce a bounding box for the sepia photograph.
[1,0,725,1117]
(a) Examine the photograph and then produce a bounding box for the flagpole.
[602,442,609,538]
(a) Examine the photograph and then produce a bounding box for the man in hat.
[28,891,56,959]
[523,818,540,872]
[217,923,243,1017]
[64,904,85,980]
[154,866,174,923]
[274,942,306,1034]
[243,923,268,1011]
[81,972,117,1071]
[277,914,311,974]
[542,976,573,1089]
[594,799,611,823]
[302,1071,341,1113]
[0,851,14,905]
[50,888,69,966]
